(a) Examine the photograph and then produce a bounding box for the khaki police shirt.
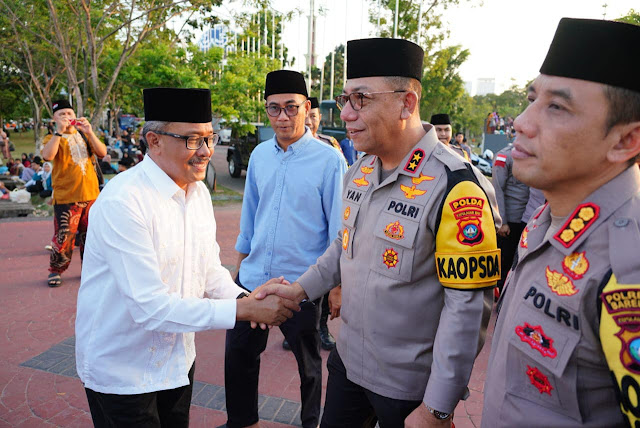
[482,166,640,427]
[297,126,501,413]
[492,145,530,224]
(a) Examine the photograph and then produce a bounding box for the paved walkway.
[0,206,492,427]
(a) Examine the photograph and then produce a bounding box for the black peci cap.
[143,88,212,123]
[264,70,309,99]
[347,38,424,81]
[309,97,320,109]
[430,113,451,125]
[52,100,73,114]
[540,18,640,93]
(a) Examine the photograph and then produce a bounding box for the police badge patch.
[449,196,486,246]
[527,365,553,395]
[515,323,558,358]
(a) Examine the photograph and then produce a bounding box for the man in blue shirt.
[224,70,347,428]
[339,136,358,166]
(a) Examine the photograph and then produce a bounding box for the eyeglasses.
[265,102,306,118]
[335,90,407,111]
[153,130,219,150]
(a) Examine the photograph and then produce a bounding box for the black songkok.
[264,70,309,99]
[430,114,451,125]
[347,38,424,81]
[540,18,640,93]
[143,88,212,123]
[309,97,320,109]
[52,100,73,114]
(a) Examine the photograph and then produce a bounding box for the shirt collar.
[140,155,186,200]
[272,127,313,153]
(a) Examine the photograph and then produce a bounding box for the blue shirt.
[235,128,347,291]
[339,138,358,166]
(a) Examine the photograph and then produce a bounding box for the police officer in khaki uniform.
[492,144,530,291]
[256,38,501,427]
[483,18,640,427]
[430,113,470,161]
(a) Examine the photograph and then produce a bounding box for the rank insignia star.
[545,267,578,296]
[403,149,425,173]
[382,248,399,269]
[400,184,427,199]
[526,365,553,395]
[562,252,589,280]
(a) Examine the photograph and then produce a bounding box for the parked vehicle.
[319,100,346,141]
[226,125,275,178]
[471,152,492,177]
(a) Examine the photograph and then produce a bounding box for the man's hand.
[254,281,308,305]
[328,286,342,320]
[405,403,452,428]
[497,224,510,237]
[236,280,300,328]
[73,117,93,135]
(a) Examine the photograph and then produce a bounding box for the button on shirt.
[76,156,243,395]
[235,129,347,290]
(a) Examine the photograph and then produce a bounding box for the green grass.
[5,129,38,159]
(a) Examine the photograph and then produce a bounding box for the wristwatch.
[427,406,451,420]
[236,291,250,299]
[54,132,62,137]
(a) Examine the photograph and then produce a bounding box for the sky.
[203,0,637,94]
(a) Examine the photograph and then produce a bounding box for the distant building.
[476,78,496,96]
[464,81,474,95]
[198,24,231,52]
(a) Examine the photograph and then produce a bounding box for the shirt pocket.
[369,212,420,282]
[505,300,583,422]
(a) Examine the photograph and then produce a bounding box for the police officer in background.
[491,144,530,291]
[430,113,470,161]
[483,18,640,427]
[306,97,345,156]
[256,37,501,427]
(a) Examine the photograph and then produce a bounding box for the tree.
[367,0,473,122]
[617,9,640,26]
[319,45,345,102]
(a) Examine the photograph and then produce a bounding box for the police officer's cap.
[264,70,309,99]
[143,88,212,123]
[347,38,424,82]
[540,18,640,93]
[430,114,451,125]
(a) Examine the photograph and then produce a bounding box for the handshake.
[235,277,308,329]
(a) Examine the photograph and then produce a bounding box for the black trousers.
[85,362,195,428]
[224,275,322,428]
[497,221,526,291]
[321,349,422,428]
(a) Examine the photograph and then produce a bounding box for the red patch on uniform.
[554,203,599,248]
[515,323,557,358]
[382,248,399,269]
[494,154,507,167]
[520,226,529,249]
[526,365,553,395]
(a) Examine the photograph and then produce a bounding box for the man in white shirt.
[75,88,297,427]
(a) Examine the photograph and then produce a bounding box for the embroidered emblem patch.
[601,285,640,374]
[344,206,351,221]
[545,267,578,296]
[399,184,427,200]
[382,248,399,269]
[526,365,553,395]
[342,229,349,251]
[352,166,373,187]
[520,226,529,249]
[412,172,435,185]
[515,323,557,358]
[554,203,600,248]
[403,149,425,173]
[384,221,405,240]
[562,252,589,280]
[449,196,485,246]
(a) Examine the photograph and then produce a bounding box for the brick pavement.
[0,206,492,427]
